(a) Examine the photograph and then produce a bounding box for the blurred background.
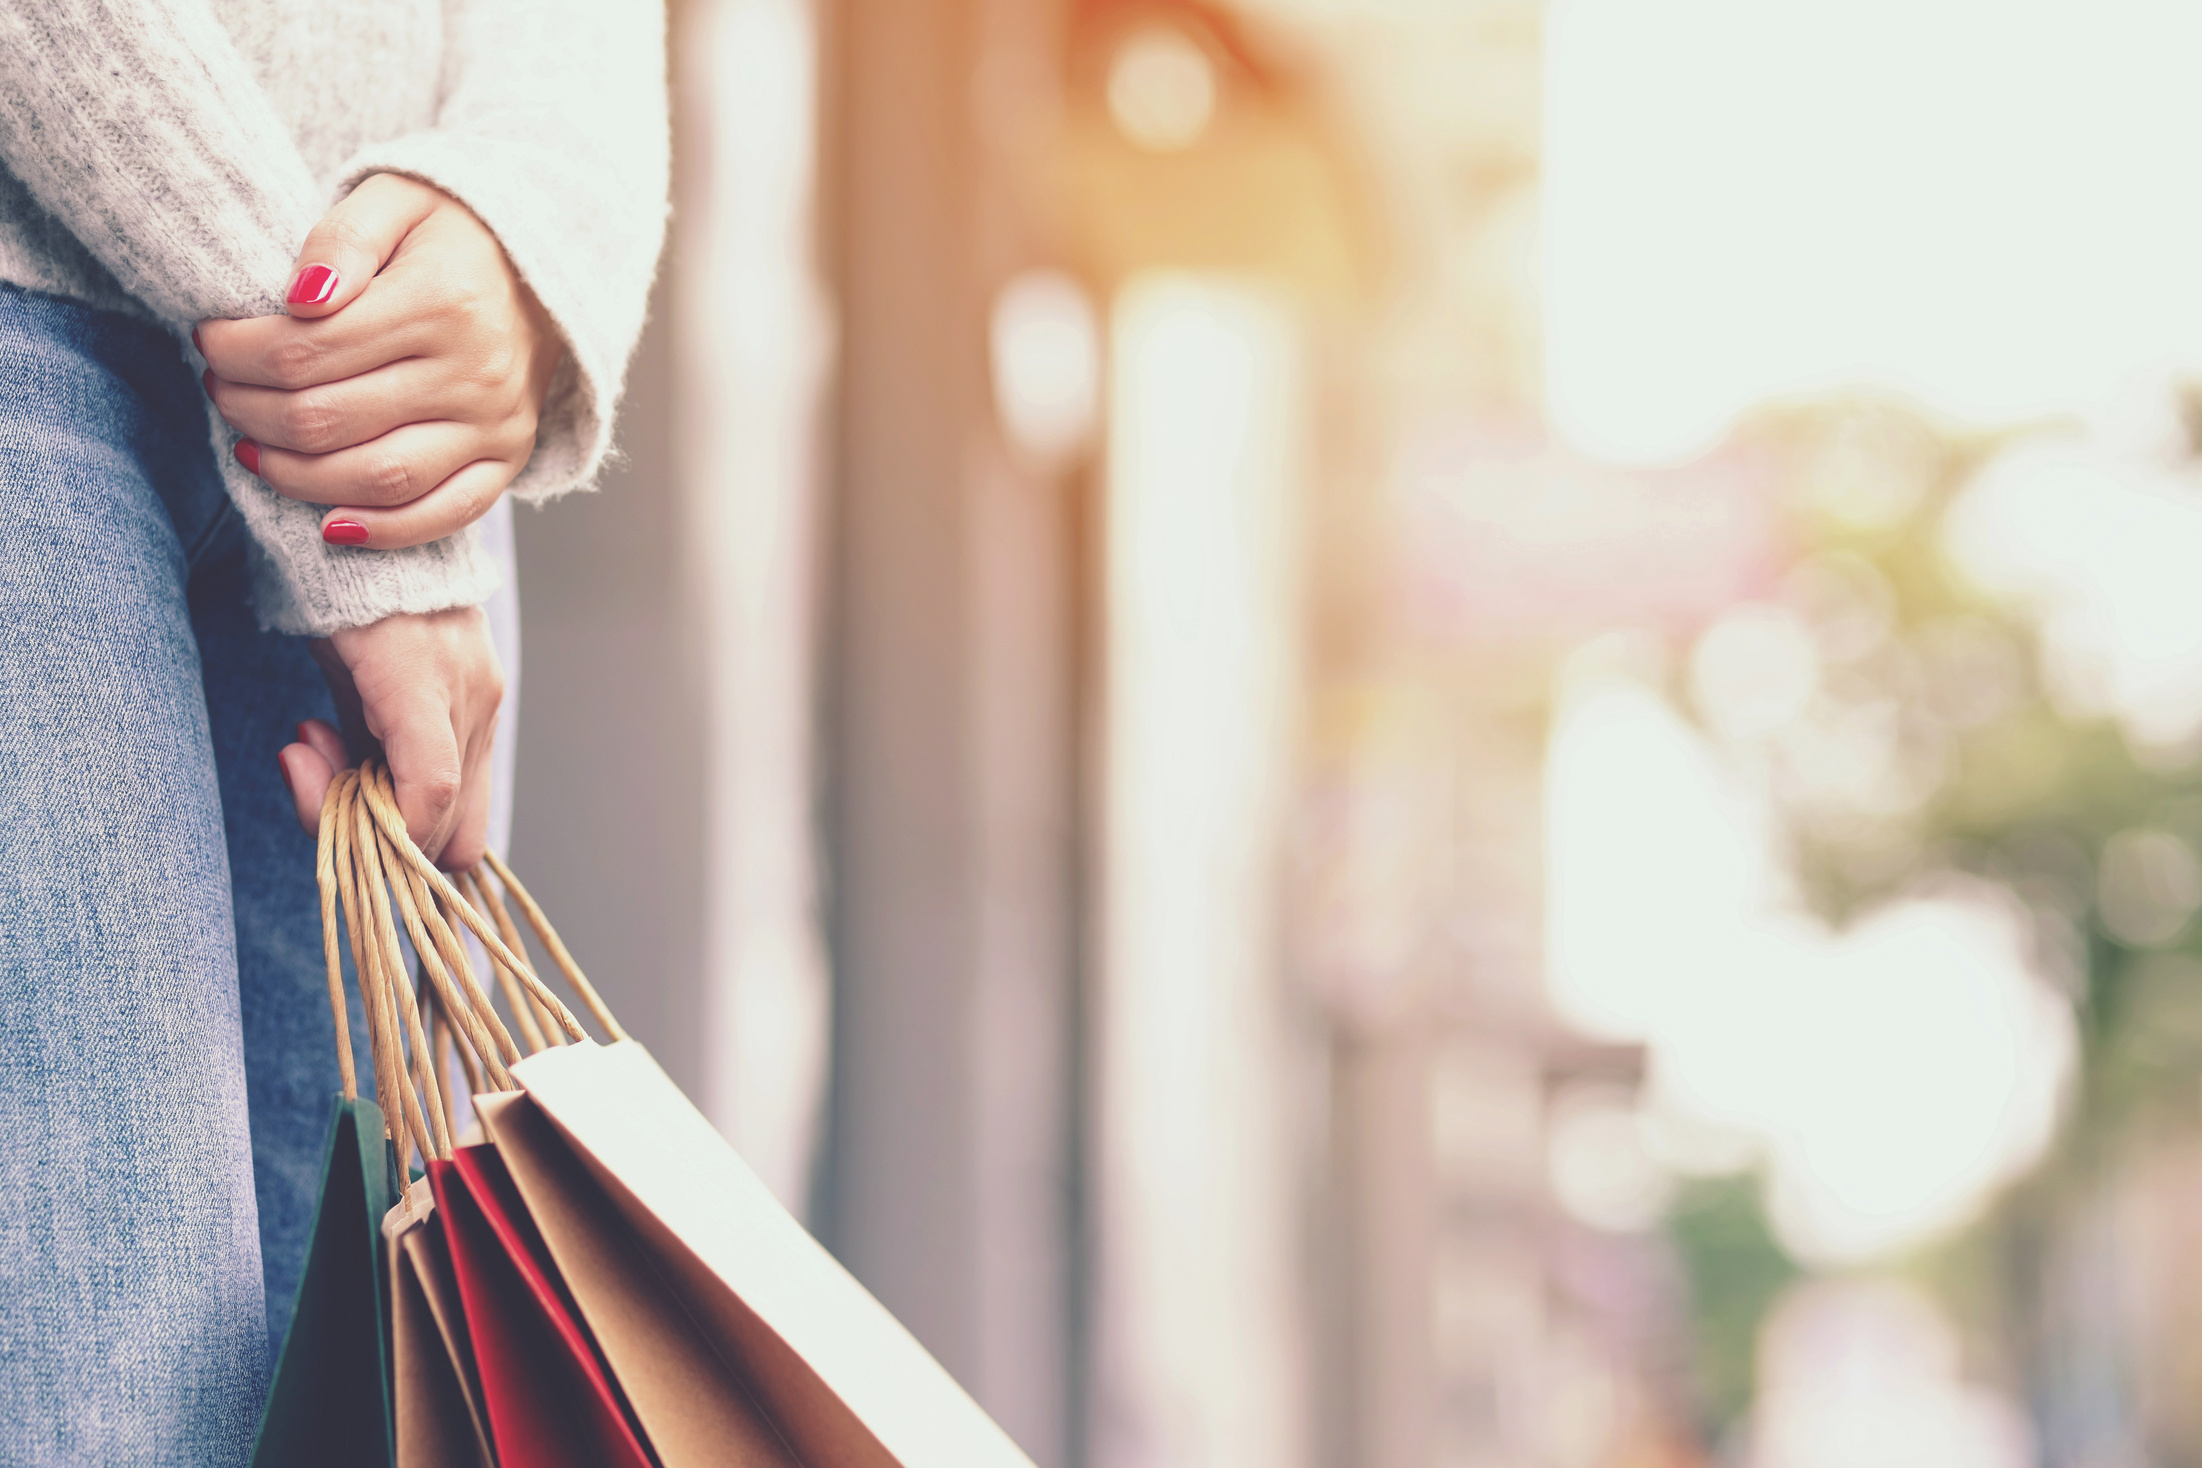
[503,1,2202,1462]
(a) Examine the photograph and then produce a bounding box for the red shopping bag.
[429,1149,653,1468]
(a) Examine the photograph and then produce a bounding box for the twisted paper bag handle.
[313,758,626,1170]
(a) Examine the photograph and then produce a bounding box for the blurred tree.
[1664,391,2202,1457]
[1663,1173,1799,1438]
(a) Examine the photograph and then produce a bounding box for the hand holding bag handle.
[320,757,629,1172]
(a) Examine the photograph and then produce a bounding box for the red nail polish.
[323,519,370,546]
[191,326,203,355]
[233,440,260,475]
[287,264,339,306]
[201,368,216,396]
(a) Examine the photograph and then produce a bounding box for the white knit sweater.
[0,0,668,634]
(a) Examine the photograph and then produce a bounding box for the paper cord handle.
[314,758,628,1171]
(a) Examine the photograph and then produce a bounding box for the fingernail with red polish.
[287,264,338,306]
[191,326,203,355]
[233,440,260,475]
[201,368,216,397]
[322,519,370,546]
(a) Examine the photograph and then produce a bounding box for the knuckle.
[496,419,538,464]
[450,364,498,402]
[476,339,518,386]
[446,478,483,526]
[465,476,501,524]
[426,273,478,325]
[360,452,418,505]
[459,360,504,397]
[419,766,462,813]
[452,278,491,322]
[308,214,377,261]
[280,393,344,453]
[268,336,323,389]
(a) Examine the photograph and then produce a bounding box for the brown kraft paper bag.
[510,1039,1035,1468]
[384,1180,495,1468]
[474,1090,797,1466]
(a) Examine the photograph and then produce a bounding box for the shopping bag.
[252,767,421,1468]
[341,761,1037,1468]
[430,1142,653,1467]
[252,761,512,1468]
[325,763,653,1468]
[385,1178,493,1468]
[249,1095,399,1468]
[512,1040,1034,1468]
[364,803,791,1465]
[333,770,517,1468]
[474,1089,797,1466]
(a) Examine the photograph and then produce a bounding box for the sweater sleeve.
[0,0,503,635]
[335,0,669,506]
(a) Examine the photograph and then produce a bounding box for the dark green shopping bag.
[249,1094,401,1467]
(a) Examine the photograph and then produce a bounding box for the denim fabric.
[0,283,519,1464]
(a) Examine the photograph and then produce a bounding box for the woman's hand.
[196,173,562,550]
[275,607,505,869]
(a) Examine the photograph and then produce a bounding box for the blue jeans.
[0,284,518,1464]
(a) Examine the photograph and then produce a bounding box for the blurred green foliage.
[1663,1173,1798,1435]
[1732,397,2202,1143]
[1657,392,2202,1448]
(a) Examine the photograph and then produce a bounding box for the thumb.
[283,173,442,319]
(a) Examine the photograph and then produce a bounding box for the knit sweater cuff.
[205,397,505,636]
[337,137,644,505]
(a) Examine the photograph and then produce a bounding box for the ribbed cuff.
[203,397,504,636]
